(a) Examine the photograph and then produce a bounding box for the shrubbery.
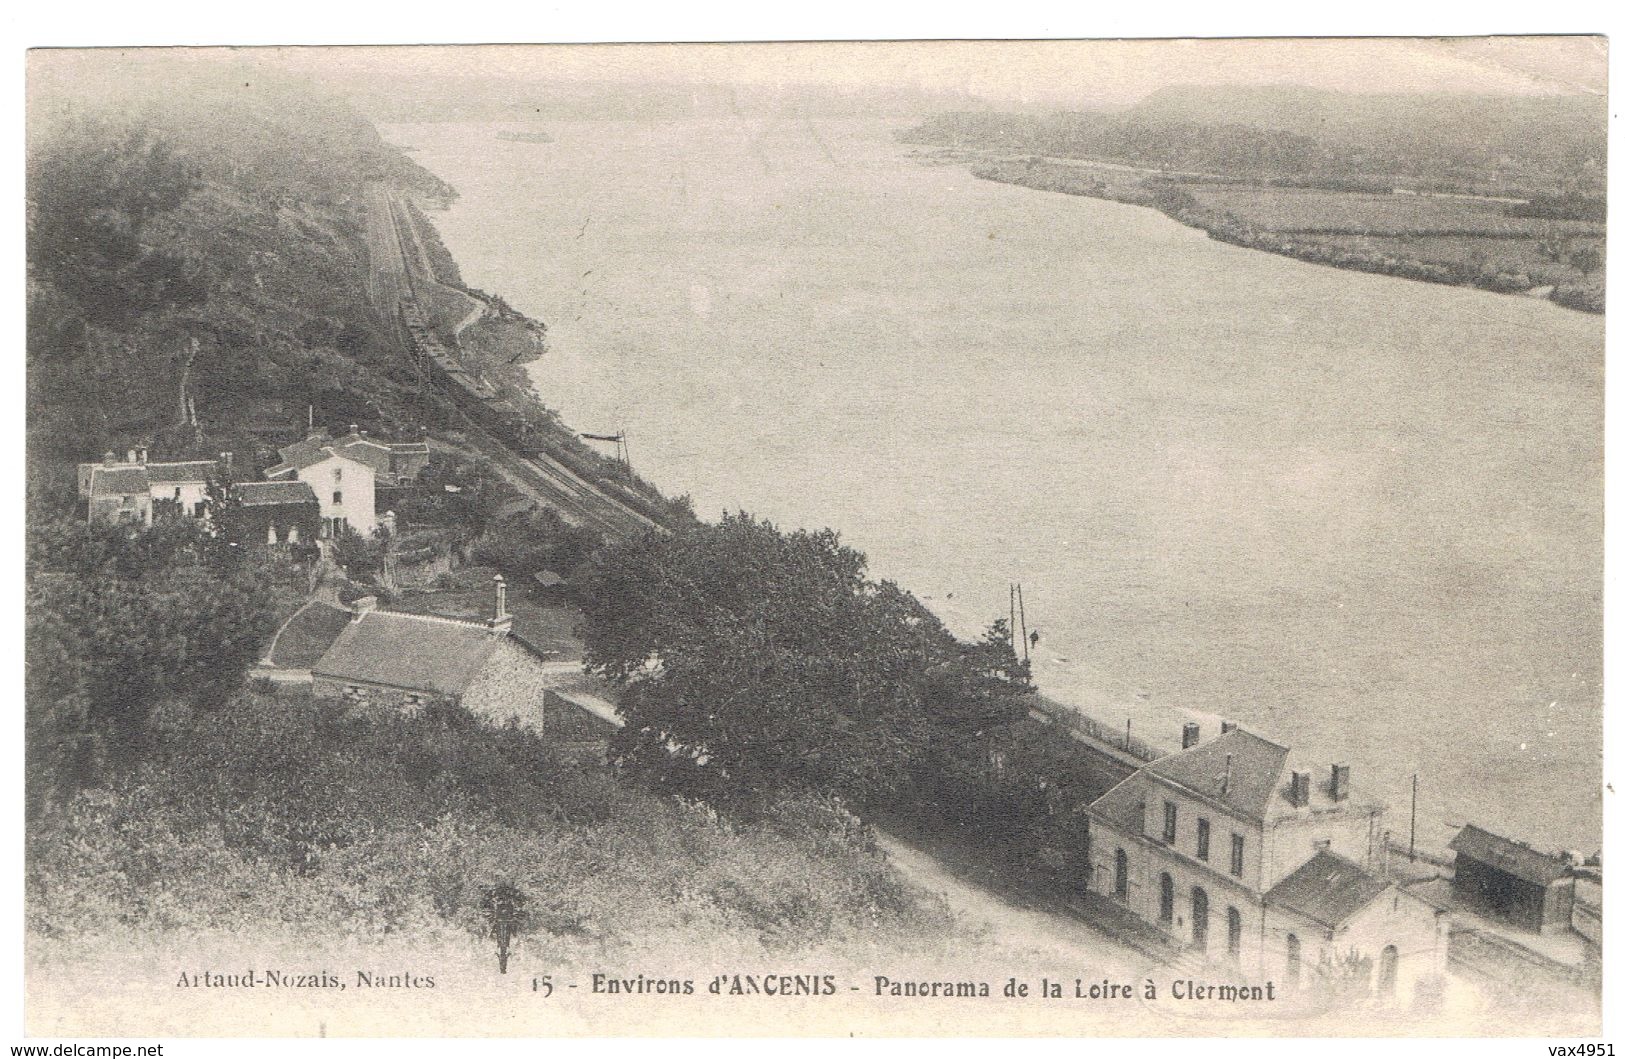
[27,693,941,954]
[25,518,307,815]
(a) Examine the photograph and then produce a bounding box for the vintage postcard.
[21,38,1606,1041]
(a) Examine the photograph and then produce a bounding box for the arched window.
[1226,906,1243,959]
[1158,872,1174,924]
[1378,945,1399,996]
[1113,849,1128,898]
[1286,933,1302,986]
[1190,887,1209,950]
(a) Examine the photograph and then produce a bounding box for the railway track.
[364,182,663,541]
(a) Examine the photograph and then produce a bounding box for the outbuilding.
[1448,824,1576,934]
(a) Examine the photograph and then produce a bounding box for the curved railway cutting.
[364,183,664,541]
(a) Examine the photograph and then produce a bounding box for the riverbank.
[960,156,1604,313]
[395,116,1601,856]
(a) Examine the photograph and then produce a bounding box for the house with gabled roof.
[1085,723,1449,1003]
[263,427,427,540]
[79,449,219,526]
[256,577,554,730]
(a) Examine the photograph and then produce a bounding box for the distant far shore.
[951,156,1603,314]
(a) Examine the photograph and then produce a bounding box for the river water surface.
[393,118,1602,853]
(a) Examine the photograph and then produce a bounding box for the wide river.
[393,118,1602,853]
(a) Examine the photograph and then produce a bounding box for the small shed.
[1449,824,1575,934]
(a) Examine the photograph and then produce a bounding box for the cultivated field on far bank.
[1183,186,1601,239]
[957,157,1605,312]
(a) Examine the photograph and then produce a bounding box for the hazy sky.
[264,37,1606,107]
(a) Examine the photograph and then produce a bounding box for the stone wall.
[312,672,450,718]
[460,637,552,731]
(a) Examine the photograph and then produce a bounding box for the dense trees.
[578,513,1030,810]
[25,519,306,815]
[27,117,205,328]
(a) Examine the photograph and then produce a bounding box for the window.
[1190,887,1209,951]
[1162,800,1177,844]
[1231,833,1245,877]
[1113,849,1128,898]
[1226,906,1242,959]
[1285,934,1302,986]
[1158,873,1174,924]
[1378,945,1399,996]
[1196,818,1210,860]
[333,490,343,505]
[335,466,343,482]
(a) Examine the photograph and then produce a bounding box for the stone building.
[256,577,553,730]
[79,449,218,527]
[1085,724,1449,1004]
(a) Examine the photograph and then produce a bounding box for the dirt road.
[874,830,1158,977]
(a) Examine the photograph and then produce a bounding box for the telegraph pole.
[1409,774,1418,862]
[1016,583,1030,665]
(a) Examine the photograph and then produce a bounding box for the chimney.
[350,595,378,620]
[1221,720,1237,734]
[126,449,137,464]
[1290,770,1311,808]
[1221,753,1234,795]
[490,574,512,633]
[1182,722,1200,749]
[1330,763,1351,802]
[103,450,118,467]
[221,451,234,472]
[349,423,359,436]
[138,448,148,465]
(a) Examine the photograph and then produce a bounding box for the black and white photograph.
[18,35,1608,1041]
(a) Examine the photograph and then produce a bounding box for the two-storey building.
[79,450,218,527]
[1086,724,1448,1004]
[264,427,428,539]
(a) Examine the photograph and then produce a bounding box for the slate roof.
[1449,824,1570,887]
[1087,771,1153,834]
[312,610,504,696]
[268,431,426,480]
[1265,850,1394,929]
[89,466,151,496]
[1142,728,1292,822]
[146,460,218,483]
[234,480,319,507]
[265,448,343,477]
[264,601,354,669]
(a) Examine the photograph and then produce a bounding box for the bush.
[26,692,947,955]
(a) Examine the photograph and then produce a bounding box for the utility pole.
[1016,583,1030,666]
[1009,584,1017,651]
[1409,774,1418,862]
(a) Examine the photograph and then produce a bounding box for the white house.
[1085,724,1450,1005]
[264,427,428,539]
